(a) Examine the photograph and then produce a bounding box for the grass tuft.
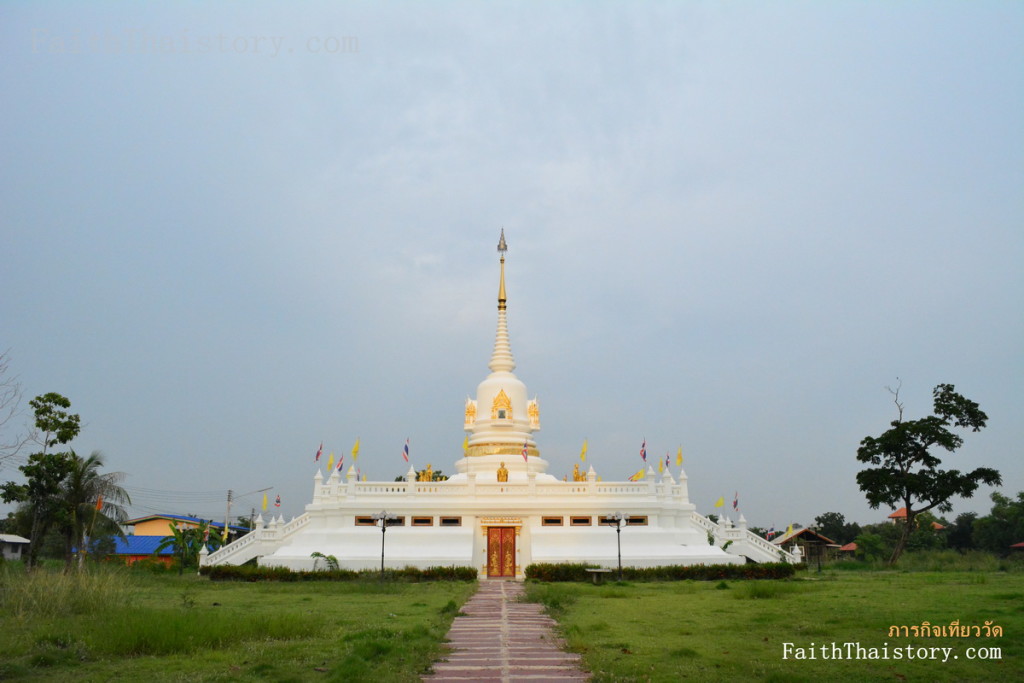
[732,580,800,600]
[0,565,131,618]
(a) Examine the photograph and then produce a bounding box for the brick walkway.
[422,580,590,682]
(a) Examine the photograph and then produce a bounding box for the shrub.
[199,564,476,582]
[524,562,797,582]
[524,563,599,582]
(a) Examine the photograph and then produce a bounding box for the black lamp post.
[602,511,628,581]
[372,510,396,579]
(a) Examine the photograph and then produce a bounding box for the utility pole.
[223,486,272,544]
[224,489,233,542]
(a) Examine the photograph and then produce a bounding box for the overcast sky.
[2,2,1021,530]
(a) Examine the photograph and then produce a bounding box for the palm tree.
[59,450,130,570]
[156,519,222,574]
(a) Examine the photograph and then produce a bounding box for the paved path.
[423,580,590,682]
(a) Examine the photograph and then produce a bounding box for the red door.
[487,527,516,577]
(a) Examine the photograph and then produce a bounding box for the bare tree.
[0,350,30,471]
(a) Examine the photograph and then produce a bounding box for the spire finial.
[497,229,507,310]
[489,230,515,372]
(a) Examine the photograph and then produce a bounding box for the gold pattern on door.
[487,527,516,577]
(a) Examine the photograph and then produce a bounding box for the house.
[108,514,248,566]
[888,508,946,529]
[771,528,836,564]
[127,513,247,539]
[837,541,858,558]
[0,533,30,561]
[110,535,176,567]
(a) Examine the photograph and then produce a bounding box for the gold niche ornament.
[464,398,477,428]
[496,462,509,482]
[491,389,512,420]
[527,398,540,429]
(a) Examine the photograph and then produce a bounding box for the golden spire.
[489,229,515,373]
[497,228,507,310]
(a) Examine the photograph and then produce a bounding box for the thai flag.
[402,438,410,462]
[274,495,281,508]
[315,442,323,462]
[733,492,738,510]
[521,439,529,462]
[640,438,647,462]
[665,453,670,469]
[337,455,344,471]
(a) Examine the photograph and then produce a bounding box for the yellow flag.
[658,458,664,473]
[786,524,793,536]
[462,435,469,453]
[262,493,268,511]
[361,474,367,482]
[714,496,724,508]
[580,439,588,462]
[352,439,360,461]
[326,452,334,471]
[676,446,683,466]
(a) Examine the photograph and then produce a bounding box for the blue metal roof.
[112,535,173,556]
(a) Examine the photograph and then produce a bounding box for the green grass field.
[0,566,476,681]
[2,562,1020,682]
[525,569,1023,682]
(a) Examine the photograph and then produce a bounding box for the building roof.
[126,513,247,532]
[1010,542,1024,550]
[0,534,31,544]
[886,508,945,529]
[111,535,175,556]
[839,542,858,552]
[770,528,836,546]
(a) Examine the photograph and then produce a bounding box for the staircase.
[201,513,310,567]
[692,511,801,564]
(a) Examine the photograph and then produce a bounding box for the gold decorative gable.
[491,389,512,419]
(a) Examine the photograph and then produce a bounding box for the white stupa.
[204,233,796,576]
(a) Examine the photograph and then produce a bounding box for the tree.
[813,512,861,545]
[904,511,947,551]
[394,468,449,482]
[2,393,82,567]
[155,520,222,573]
[29,392,81,450]
[58,450,130,569]
[972,491,1024,555]
[946,512,978,552]
[856,382,1001,565]
[0,351,29,470]
[853,532,887,562]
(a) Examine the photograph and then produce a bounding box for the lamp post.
[372,510,396,579]
[602,511,628,581]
